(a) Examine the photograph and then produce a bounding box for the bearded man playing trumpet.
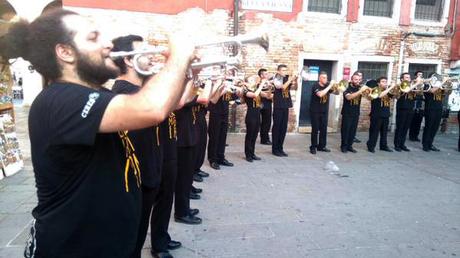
[366,77,397,153]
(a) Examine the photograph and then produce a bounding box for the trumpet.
[331,80,348,93]
[109,32,270,76]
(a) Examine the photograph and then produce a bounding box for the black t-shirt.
[28,82,140,257]
[159,113,177,161]
[370,94,392,118]
[424,90,444,110]
[208,92,236,115]
[310,82,331,113]
[341,84,361,116]
[260,82,273,109]
[245,90,262,117]
[112,80,161,188]
[273,75,293,109]
[176,99,197,147]
[396,92,416,110]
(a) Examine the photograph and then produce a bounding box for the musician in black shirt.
[409,71,425,142]
[340,74,369,153]
[272,64,297,156]
[244,76,266,161]
[0,10,195,257]
[394,72,417,152]
[309,72,337,154]
[422,77,444,152]
[366,77,395,153]
[258,68,274,145]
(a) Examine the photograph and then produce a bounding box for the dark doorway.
[299,60,333,127]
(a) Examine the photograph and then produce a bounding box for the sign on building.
[240,0,293,12]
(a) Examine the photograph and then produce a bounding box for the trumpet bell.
[369,87,381,99]
[399,80,411,93]
[332,79,348,93]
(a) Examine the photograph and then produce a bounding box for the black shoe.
[310,148,316,154]
[252,155,261,160]
[380,147,393,152]
[401,146,411,152]
[280,151,288,157]
[189,192,201,200]
[225,143,229,147]
[340,147,348,153]
[193,174,203,182]
[410,138,421,142]
[151,250,173,258]
[430,146,440,152]
[197,170,209,177]
[219,159,234,167]
[317,147,331,152]
[368,147,375,153]
[423,147,431,152]
[245,156,253,162]
[273,151,283,157]
[210,162,220,170]
[174,214,202,225]
[347,147,357,153]
[191,186,202,194]
[189,208,199,216]
[261,141,272,145]
[394,147,402,152]
[353,138,361,143]
[167,240,182,250]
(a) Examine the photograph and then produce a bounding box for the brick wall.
[69,6,456,133]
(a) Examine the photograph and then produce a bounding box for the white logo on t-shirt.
[81,92,100,118]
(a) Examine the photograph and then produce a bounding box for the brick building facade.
[4,0,459,133]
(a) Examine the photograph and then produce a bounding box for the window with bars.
[414,0,444,21]
[307,0,341,14]
[363,0,393,17]
[408,63,437,78]
[358,62,389,82]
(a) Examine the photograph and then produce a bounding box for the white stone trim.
[410,0,451,27]
[351,55,395,81]
[358,0,402,25]
[302,0,348,18]
[403,58,443,74]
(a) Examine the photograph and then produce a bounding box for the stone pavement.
[1,107,459,258]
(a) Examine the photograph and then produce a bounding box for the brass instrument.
[110,32,270,76]
[368,87,382,100]
[331,79,348,93]
[398,80,411,93]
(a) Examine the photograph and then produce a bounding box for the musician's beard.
[76,51,119,87]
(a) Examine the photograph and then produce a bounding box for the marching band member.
[409,71,425,142]
[422,73,444,152]
[0,10,195,257]
[340,74,369,153]
[258,68,274,145]
[366,77,396,153]
[394,72,416,152]
[244,75,264,162]
[352,71,364,143]
[309,72,337,154]
[272,64,297,157]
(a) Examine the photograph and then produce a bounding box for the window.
[414,0,444,21]
[408,63,437,78]
[308,0,341,14]
[358,62,388,81]
[363,0,394,17]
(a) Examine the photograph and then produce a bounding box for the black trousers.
[422,109,442,149]
[340,115,359,149]
[207,111,228,163]
[175,146,195,217]
[245,109,261,158]
[132,186,159,258]
[272,108,289,153]
[409,110,424,140]
[150,158,177,252]
[394,109,414,148]
[259,106,272,143]
[194,112,207,172]
[367,116,390,150]
[310,112,328,149]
